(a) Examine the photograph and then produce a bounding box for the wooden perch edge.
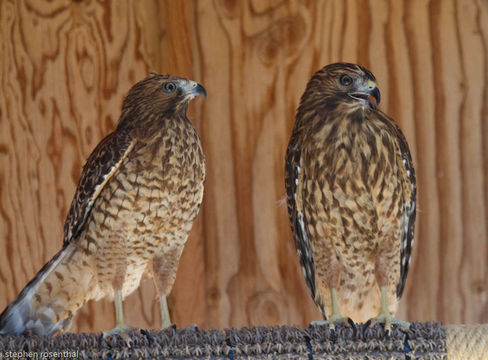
[0,322,486,359]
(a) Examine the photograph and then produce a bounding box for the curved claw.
[310,313,349,331]
[182,323,199,332]
[103,323,136,345]
[367,287,411,334]
[362,319,373,331]
[369,313,410,333]
[346,317,358,336]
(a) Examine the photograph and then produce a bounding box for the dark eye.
[340,74,353,86]
[162,82,177,93]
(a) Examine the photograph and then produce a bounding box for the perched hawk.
[285,63,416,330]
[0,74,206,336]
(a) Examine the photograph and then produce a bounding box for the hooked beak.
[350,80,381,110]
[194,83,207,97]
[186,81,207,98]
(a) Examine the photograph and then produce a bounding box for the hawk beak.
[194,83,207,98]
[350,85,381,110]
[186,81,207,98]
[369,87,380,108]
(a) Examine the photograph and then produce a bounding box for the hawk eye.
[340,74,353,86]
[162,82,177,93]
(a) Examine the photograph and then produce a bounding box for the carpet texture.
[0,322,448,359]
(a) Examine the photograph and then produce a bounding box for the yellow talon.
[311,288,348,330]
[369,287,410,332]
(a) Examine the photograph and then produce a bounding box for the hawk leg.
[327,288,348,327]
[152,253,182,329]
[103,290,134,339]
[312,250,350,329]
[369,242,410,333]
[312,288,348,329]
[159,294,171,329]
[368,287,410,332]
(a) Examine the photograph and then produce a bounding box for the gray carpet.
[0,322,446,359]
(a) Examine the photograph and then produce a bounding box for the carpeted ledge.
[0,322,447,359]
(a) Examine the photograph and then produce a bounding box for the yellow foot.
[103,323,136,342]
[181,323,198,331]
[311,313,349,330]
[161,320,172,330]
[368,313,410,332]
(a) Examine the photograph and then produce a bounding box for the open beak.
[350,83,381,110]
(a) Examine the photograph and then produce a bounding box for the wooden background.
[0,0,487,333]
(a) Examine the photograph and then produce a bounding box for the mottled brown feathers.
[64,74,205,246]
[64,130,134,244]
[0,74,206,335]
[285,63,416,322]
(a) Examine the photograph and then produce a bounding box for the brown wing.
[63,129,134,245]
[393,123,416,298]
[285,133,317,300]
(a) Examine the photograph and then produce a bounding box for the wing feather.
[394,125,416,298]
[285,135,316,299]
[63,129,134,245]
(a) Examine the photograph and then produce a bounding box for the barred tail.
[0,243,97,335]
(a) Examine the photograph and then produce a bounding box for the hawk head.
[298,63,381,115]
[118,73,206,130]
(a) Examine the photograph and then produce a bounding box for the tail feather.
[0,244,96,335]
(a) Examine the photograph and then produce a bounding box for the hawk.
[285,63,416,330]
[0,74,206,336]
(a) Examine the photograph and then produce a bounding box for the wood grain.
[0,0,487,333]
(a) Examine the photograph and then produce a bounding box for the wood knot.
[207,287,220,306]
[472,280,487,294]
[254,15,307,65]
[246,290,288,325]
[217,0,239,19]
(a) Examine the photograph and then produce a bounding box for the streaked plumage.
[0,74,206,335]
[285,63,416,328]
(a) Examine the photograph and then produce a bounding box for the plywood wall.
[0,0,487,333]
